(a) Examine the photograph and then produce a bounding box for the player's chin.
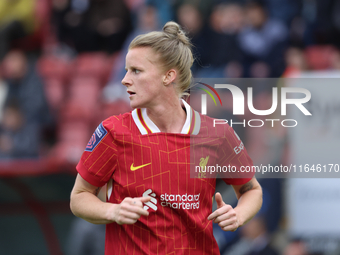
[129,98,147,109]
[129,99,141,109]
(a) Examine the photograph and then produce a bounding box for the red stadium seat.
[98,100,132,122]
[68,76,101,105]
[57,121,90,144]
[53,121,91,164]
[71,53,113,83]
[37,55,70,81]
[59,101,97,123]
[304,45,338,70]
[58,76,101,124]
[43,78,66,113]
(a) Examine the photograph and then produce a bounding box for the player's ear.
[163,69,177,86]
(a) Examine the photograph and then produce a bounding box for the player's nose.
[122,72,132,87]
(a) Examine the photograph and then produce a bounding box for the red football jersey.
[76,100,254,255]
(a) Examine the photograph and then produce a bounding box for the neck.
[146,98,186,133]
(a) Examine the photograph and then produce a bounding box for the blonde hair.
[129,21,193,97]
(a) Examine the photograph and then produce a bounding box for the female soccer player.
[70,21,262,255]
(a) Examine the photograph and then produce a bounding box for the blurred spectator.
[0,50,54,157]
[330,48,340,70]
[2,50,51,125]
[176,3,206,73]
[241,216,279,255]
[330,0,340,47]
[52,0,132,54]
[146,0,174,26]
[288,0,340,47]
[88,0,132,53]
[222,182,282,255]
[289,16,308,48]
[0,100,40,159]
[125,0,146,13]
[174,0,213,22]
[67,217,105,255]
[196,3,245,77]
[103,4,160,103]
[311,0,339,45]
[177,3,203,39]
[288,0,316,47]
[282,47,308,77]
[0,0,38,59]
[262,0,301,26]
[238,1,288,77]
[67,186,107,255]
[222,216,279,255]
[249,61,270,78]
[224,61,244,78]
[0,76,8,122]
[283,239,310,255]
[51,0,88,54]
[304,45,338,70]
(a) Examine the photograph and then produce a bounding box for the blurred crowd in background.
[0,0,340,254]
[1,0,340,162]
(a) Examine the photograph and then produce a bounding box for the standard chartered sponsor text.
[160,193,200,210]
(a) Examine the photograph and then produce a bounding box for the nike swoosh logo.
[130,163,151,171]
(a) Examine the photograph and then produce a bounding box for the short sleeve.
[218,125,254,185]
[76,120,117,187]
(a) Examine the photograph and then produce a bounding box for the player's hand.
[207,192,239,232]
[113,196,151,225]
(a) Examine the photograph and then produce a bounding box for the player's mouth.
[127,91,136,98]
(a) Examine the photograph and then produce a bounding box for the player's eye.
[133,69,140,74]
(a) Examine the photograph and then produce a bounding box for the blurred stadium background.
[1,0,340,254]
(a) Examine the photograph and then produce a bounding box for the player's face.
[122,47,165,109]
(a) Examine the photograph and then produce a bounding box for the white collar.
[131,99,201,135]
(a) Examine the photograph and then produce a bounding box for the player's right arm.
[70,174,151,225]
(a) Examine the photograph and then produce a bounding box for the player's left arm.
[208,177,262,231]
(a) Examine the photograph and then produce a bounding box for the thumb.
[215,192,225,208]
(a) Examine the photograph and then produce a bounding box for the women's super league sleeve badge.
[85,123,108,152]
